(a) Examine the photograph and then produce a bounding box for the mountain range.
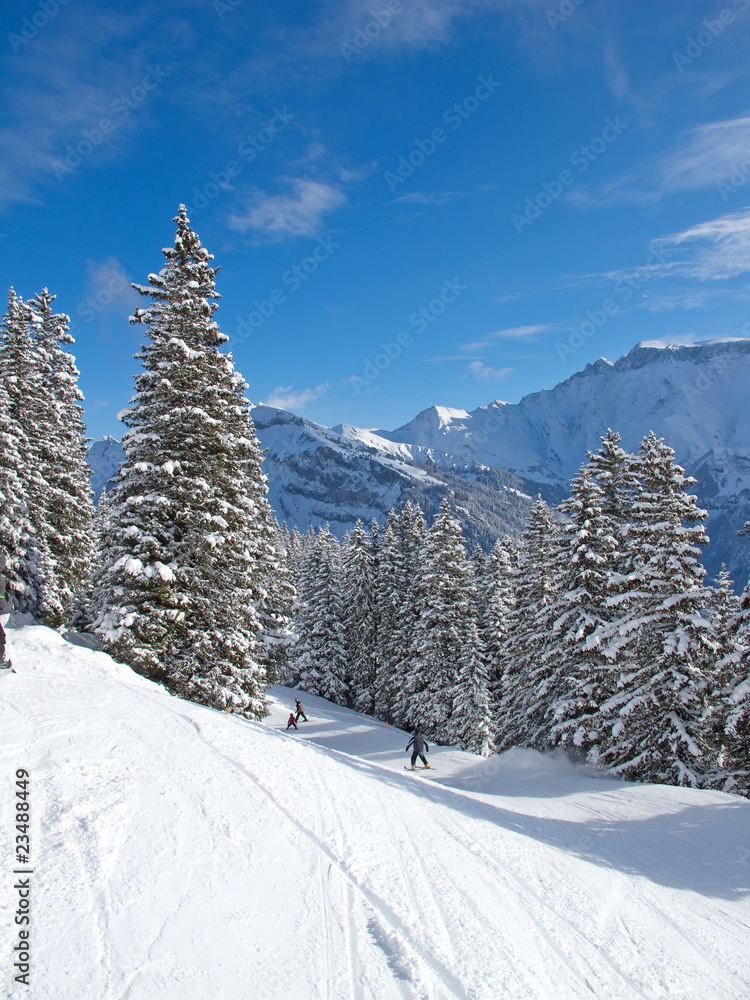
[87,338,750,589]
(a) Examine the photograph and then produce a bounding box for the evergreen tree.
[474,538,515,720]
[496,497,557,750]
[596,432,713,786]
[293,525,348,704]
[256,521,297,686]
[702,529,750,796]
[28,288,95,623]
[537,466,619,755]
[0,288,55,616]
[405,499,480,743]
[372,508,402,720]
[0,379,46,617]
[93,206,270,718]
[342,520,378,714]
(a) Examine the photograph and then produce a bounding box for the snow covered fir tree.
[0,286,95,624]
[90,206,293,719]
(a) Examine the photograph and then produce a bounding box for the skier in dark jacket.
[406,728,430,769]
[295,699,308,722]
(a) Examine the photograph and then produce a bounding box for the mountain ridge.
[87,338,750,586]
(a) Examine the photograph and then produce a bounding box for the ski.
[404,765,433,770]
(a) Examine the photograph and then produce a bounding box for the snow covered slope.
[2,625,750,999]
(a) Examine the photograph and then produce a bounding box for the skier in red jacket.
[286,712,298,730]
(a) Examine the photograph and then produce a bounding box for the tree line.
[282,434,749,797]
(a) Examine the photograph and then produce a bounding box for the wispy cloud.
[391,191,467,206]
[651,208,750,281]
[266,382,331,410]
[465,360,514,380]
[227,178,347,239]
[570,113,750,209]
[0,8,170,208]
[461,323,558,349]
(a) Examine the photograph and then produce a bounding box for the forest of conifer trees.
[2,207,748,798]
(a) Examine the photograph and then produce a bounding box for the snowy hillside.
[2,625,750,999]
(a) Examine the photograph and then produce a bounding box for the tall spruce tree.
[536,466,619,755]
[93,206,270,717]
[342,520,378,714]
[596,432,713,786]
[391,501,427,728]
[0,288,56,617]
[292,525,348,704]
[405,499,480,743]
[28,289,95,623]
[496,497,557,751]
[0,379,46,617]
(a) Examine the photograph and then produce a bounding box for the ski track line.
[306,764,368,1000]
[306,765,416,1000]
[376,790,460,971]
[371,789,442,1000]
[635,892,748,998]
[308,765,338,1000]
[160,708,474,1000]
[436,815,650,1000]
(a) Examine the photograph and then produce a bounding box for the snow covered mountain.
[87,338,750,582]
[379,339,750,584]
[3,623,749,998]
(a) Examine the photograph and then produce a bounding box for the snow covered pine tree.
[93,206,272,718]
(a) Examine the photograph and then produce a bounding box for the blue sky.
[2,0,750,440]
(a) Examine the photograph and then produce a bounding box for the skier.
[286,712,298,730]
[295,698,308,722]
[406,728,430,769]
[0,555,11,668]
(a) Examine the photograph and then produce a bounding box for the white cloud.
[227,178,347,239]
[391,191,467,206]
[266,382,331,410]
[466,361,514,380]
[652,208,750,281]
[461,323,557,349]
[570,113,750,209]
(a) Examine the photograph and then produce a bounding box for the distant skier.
[287,712,298,730]
[295,699,308,722]
[0,554,11,667]
[406,728,430,769]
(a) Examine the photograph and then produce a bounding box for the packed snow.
[3,625,749,999]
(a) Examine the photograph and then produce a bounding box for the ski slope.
[1,626,749,1000]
